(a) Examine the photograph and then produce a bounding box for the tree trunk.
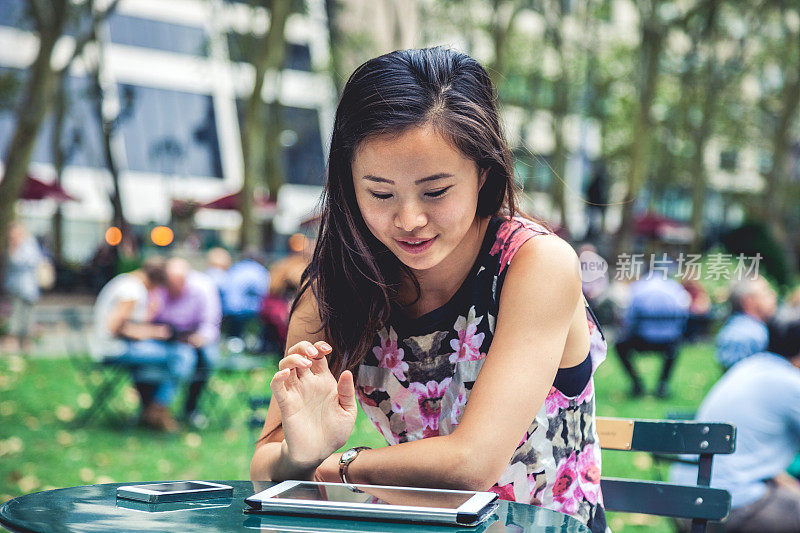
[615,14,664,258]
[0,21,62,289]
[88,31,127,231]
[761,29,800,244]
[239,0,292,250]
[51,71,69,266]
[324,0,345,95]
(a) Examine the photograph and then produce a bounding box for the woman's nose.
[394,201,427,232]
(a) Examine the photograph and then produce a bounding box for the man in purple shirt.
[153,257,222,427]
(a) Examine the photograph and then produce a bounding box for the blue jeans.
[115,340,197,405]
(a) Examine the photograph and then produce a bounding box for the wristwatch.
[338,446,370,484]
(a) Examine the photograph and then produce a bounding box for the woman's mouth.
[395,236,437,254]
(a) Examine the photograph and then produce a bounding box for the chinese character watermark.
[607,252,761,282]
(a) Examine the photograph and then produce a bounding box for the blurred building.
[0,0,333,261]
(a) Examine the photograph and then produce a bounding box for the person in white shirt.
[92,256,192,431]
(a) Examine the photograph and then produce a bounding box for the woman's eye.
[426,186,451,198]
[370,192,392,200]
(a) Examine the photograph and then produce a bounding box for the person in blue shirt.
[220,250,270,339]
[615,273,690,397]
[671,316,800,532]
[715,276,776,369]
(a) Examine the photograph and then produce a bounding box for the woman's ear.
[479,167,489,189]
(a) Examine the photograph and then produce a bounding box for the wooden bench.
[597,417,736,533]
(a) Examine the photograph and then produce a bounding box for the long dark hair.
[296,47,520,376]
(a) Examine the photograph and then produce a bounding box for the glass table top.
[0,480,590,532]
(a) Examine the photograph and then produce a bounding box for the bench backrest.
[597,417,736,533]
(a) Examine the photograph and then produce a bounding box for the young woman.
[250,47,607,532]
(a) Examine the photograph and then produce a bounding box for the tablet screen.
[271,482,474,509]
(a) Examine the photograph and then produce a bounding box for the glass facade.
[227,32,312,71]
[281,105,325,185]
[108,13,208,56]
[117,84,223,178]
[0,0,33,31]
[0,72,104,168]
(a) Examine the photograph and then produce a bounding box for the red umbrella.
[201,191,276,210]
[19,173,77,202]
[634,212,693,242]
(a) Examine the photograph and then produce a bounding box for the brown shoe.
[142,403,180,433]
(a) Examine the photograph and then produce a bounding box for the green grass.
[0,342,723,532]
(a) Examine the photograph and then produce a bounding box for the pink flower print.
[449,307,485,363]
[450,388,467,426]
[489,222,518,257]
[576,378,594,404]
[552,452,580,515]
[390,400,404,418]
[577,444,602,504]
[373,327,408,381]
[489,219,548,275]
[408,378,452,432]
[545,387,571,416]
[489,482,516,502]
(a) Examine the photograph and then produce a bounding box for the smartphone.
[116,481,233,503]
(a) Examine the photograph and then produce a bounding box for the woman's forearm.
[250,440,322,482]
[345,434,499,491]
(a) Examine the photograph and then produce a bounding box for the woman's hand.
[271,341,358,470]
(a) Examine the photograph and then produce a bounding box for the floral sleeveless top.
[355,217,607,532]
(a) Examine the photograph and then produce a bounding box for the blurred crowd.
[0,222,313,433]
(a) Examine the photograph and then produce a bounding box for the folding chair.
[62,308,157,428]
[597,416,736,533]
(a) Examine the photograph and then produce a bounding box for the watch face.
[341,449,357,462]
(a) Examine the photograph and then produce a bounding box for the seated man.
[91,256,193,432]
[220,250,269,340]
[715,276,776,369]
[671,316,800,532]
[615,273,690,397]
[152,257,221,427]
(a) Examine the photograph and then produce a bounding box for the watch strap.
[339,446,370,484]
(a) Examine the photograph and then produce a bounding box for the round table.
[0,481,590,532]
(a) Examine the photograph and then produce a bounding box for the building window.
[108,14,208,56]
[720,149,738,171]
[236,101,325,186]
[117,84,223,178]
[281,106,324,185]
[0,72,104,168]
[227,32,312,72]
[285,43,312,71]
[0,0,33,31]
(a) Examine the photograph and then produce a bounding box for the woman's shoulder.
[489,216,573,276]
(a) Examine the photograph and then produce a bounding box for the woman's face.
[352,124,486,273]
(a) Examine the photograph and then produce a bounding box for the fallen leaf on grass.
[184,433,202,448]
[7,355,26,373]
[79,468,94,483]
[0,437,24,457]
[56,430,74,447]
[55,405,75,422]
[77,393,92,409]
[17,475,39,494]
[0,401,16,416]
[157,459,172,474]
[96,475,114,484]
[24,417,40,430]
[633,452,653,471]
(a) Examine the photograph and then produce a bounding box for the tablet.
[244,480,499,527]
